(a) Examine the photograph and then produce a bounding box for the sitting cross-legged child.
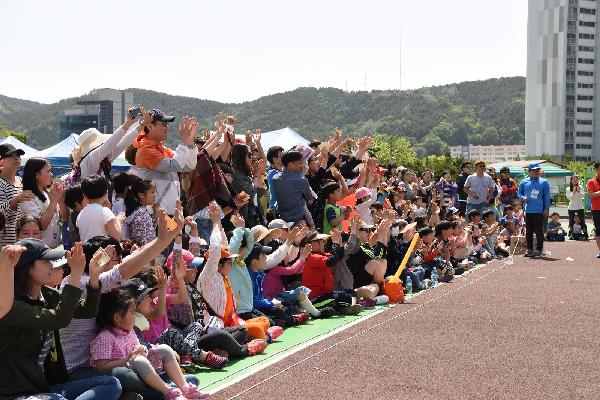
[570,215,588,241]
[546,212,566,242]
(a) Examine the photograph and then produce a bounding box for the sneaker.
[338,304,364,315]
[246,339,268,355]
[165,388,187,400]
[201,351,228,370]
[212,349,229,359]
[524,249,533,257]
[318,306,336,318]
[266,326,284,341]
[532,250,542,257]
[180,382,210,399]
[358,298,377,308]
[596,252,600,259]
[422,279,431,289]
[293,311,310,325]
[374,295,389,305]
[179,354,193,366]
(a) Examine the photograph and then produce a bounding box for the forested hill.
[0,76,524,154]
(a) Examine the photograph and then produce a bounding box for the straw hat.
[72,128,111,164]
[251,225,281,243]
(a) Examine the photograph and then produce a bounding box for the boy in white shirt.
[77,175,123,242]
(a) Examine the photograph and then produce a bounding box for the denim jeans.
[194,218,213,244]
[69,366,198,400]
[46,375,121,400]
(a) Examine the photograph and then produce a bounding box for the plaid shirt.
[90,328,139,368]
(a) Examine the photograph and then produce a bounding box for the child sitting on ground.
[91,286,209,400]
[570,214,588,241]
[125,178,158,245]
[469,224,492,262]
[546,212,566,242]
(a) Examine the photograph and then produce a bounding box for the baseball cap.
[148,109,175,123]
[165,249,205,272]
[245,244,273,264]
[14,238,66,270]
[120,278,158,304]
[268,219,294,230]
[527,162,541,170]
[0,143,25,159]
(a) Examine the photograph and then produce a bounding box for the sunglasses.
[359,228,376,232]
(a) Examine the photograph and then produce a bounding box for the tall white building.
[448,144,526,163]
[526,0,598,161]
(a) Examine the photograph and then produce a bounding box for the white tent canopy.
[0,136,38,159]
[34,133,79,160]
[235,127,309,151]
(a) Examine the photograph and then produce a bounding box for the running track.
[216,240,600,399]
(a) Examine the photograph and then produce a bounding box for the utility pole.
[364,73,367,91]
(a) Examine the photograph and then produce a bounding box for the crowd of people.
[0,105,596,400]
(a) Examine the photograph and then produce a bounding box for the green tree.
[419,133,447,157]
[371,133,417,167]
[0,123,28,143]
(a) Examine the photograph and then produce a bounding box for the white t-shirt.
[21,195,60,248]
[566,187,584,211]
[76,203,116,242]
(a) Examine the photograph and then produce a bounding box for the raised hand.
[88,245,108,289]
[10,190,34,209]
[66,242,86,286]
[208,201,222,224]
[254,129,262,143]
[48,181,64,204]
[174,259,186,281]
[300,244,313,259]
[0,245,26,270]
[330,229,342,244]
[179,116,198,146]
[141,106,153,127]
[293,226,308,243]
[231,213,245,229]
[350,215,361,234]
[154,265,167,288]
[245,130,253,146]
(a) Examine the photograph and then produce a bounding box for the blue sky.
[1,0,527,104]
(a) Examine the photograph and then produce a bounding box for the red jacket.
[302,253,334,299]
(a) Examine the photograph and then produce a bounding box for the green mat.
[198,305,389,392]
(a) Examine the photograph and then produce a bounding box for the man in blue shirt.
[518,163,551,257]
[272,150,315,224]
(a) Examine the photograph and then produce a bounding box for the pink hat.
[165,249,205,272]
[355,187,371,200]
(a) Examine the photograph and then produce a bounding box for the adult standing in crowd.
[566,175,588,239]
[132,109,198,215]
[232,143,266,227]
[456,161,472,216]
[518,163,550,257]
[586,162,600,258]
[0,143,33,246]
[21,157,69,248]
[498,166,518,208]
[463,160,495,221]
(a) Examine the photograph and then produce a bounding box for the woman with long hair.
[21,157,68,248]
[566,175,588,239]
[231,144,266,227]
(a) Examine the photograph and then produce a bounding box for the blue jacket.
[247,267,275,311]
[518,176,550,214]
[227,227,255,314]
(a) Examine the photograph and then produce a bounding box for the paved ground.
[215,239,600,400]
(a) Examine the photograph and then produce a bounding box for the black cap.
[119,278,158,304]
[149,109,175,123]
[0,143,25,159]
[245,244,273,264]
[14,238,66,270]
[281,151,303,166]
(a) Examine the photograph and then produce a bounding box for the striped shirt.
[197,225,230,321]
[59,266,124,372]
[0,176,22,247]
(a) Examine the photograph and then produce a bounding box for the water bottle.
[431,268,438,288]
[404,276,413,295]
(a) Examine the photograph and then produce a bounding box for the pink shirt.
[263,259,305,300]
[90,328,140,368]
[140,294,173,344]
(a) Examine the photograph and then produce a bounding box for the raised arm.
[199,202,224,281]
